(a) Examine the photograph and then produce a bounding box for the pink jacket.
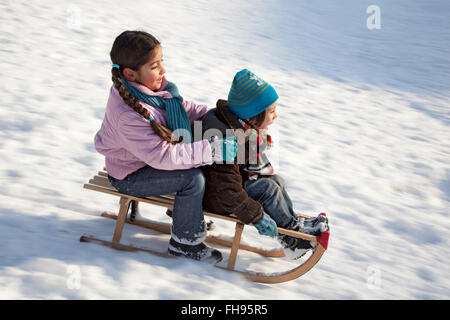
[94,79,213,179]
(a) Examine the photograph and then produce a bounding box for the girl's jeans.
[244,174,298,229]
[108,166,207,246]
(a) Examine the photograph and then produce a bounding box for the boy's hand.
[210,136,237,163]
[253,212,278,238]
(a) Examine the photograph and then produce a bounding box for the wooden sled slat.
[84,184,176,209]
[98,171,108,177]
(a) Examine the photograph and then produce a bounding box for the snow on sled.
[81,169,330,284]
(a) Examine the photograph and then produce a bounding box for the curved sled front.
[231,244,326,284]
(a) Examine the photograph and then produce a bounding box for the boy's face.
[259,101,278,129]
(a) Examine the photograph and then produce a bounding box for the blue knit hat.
[227,69,279,119]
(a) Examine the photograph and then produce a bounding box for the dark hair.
[245,109,267,129]
[110,30,179,144]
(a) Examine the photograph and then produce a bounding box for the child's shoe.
[285,239,317,260]
[279,233,315,260]
[278,218,312,259]
[303,214,328,229]
[279,213,329,259]
[168,238,223,264]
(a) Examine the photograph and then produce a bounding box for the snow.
[0,0,449,299]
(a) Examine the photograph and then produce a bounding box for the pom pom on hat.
[227,69,279,119]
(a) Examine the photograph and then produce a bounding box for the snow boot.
[294,210,329,230]
[302,213,328,230]
[278,230,314,260]
[168,238,223,264]
[279,213,329,259]
[128,200,139,221]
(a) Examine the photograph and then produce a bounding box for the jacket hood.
[215,99,245,132]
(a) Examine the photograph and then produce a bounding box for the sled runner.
[81,169,329,283]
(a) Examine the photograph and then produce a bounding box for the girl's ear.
[122,67,138,81]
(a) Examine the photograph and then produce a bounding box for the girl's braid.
[111,67,179,144]
[111,68,150,119]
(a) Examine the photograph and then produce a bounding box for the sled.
[81,169,329,284]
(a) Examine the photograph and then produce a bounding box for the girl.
[200,69,329,258]
[94,30,236,263]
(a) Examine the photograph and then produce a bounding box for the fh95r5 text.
[225,304,268,315]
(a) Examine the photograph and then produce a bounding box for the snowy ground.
[0,0,449,299]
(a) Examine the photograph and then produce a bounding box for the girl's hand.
[210,136,237,163]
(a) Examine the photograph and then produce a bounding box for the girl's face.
[259,101,278,130]
[127,45,166,91]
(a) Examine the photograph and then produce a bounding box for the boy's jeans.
[108,166,207,245]
[245,174,298,228]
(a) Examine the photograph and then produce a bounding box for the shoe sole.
[168,245,223,264]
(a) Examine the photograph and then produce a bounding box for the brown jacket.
[200,100,263,224]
